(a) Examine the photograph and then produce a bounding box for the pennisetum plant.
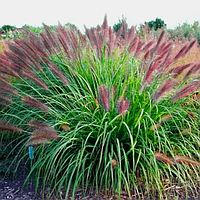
[1,15,200,199]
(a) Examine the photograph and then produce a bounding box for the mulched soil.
[0,149,200,200]
[1,171,200,200]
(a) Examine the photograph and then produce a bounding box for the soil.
[0,151,200,200]
[1,170,200,200]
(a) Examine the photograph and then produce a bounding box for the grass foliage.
[1,16,200,199]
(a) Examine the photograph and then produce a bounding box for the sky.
[1,0,200,32]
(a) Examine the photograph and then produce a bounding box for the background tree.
[0,25,17,33]
[145,18,166,31]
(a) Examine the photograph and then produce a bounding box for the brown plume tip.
[174,155,200,166]
[155,152,175,165]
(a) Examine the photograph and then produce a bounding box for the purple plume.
[171,81,200,101]
[0,122,23,133]
[99,85,110,111]
[117,97,129,115]
[22,96,49,114]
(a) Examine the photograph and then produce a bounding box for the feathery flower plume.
[27,137,51,146]
[174,155,200,166]
[21,70,49,91]
[65,30,78,60]
[141,41,155,53]
[183,63,200,80]
[102,15,109,42]
[128,36,138,53]
[170,63,193,78]
[0,74,9,83]
[110,85,117,100]
[7,42,29,63]
[0,94,13,104]
[0,122,23,133]
[0,66,18,77]
[27,120,59,146]
[28,32,47,58]
[0,56,11,68]
[134,40,144,58]
[108,27,115,53]
[153,30,165,54]
[114,25,123,48]
[22,96,49,114]
[43,23,59,49]
[56,25,72,59]
[156,41,167,54]
[40,32,54,54]
[99,85,110,111]
[48,63,70,85]
[33,128,58,140]
[143,61,161,85]
[155,152,175,165]
[122,20,128,44]
[80,34,87,48]
[3,51,23,73]
[0,82,18,96]
[28,120,50,130]
[152,79,177,102]
[117,97,129,115]
[171,81,200,101]
[182,39,196,57]
[158,41,173,55]
[127,26,135,45]
[12,39,42,71]
[161,48,173,71]
[144,50,150,61]
[69,30,77,49]
[172,44,188,63]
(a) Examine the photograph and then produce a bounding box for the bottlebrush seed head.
[28,120,49,130]
[117,97,129,115]
[0,122,23,133]
[22,96,49,114]
[174,155,200,166]
[28,120,59,141]
[171,81,200,101]
[27,137,51,146]
[33,128,59,140]
[98,85,110,112]
[155,152,175,165]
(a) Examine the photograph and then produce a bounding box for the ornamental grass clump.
[1,16,200,199]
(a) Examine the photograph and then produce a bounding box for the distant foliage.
[167,21,200,45]
[0,25,17,33]
[145,18,166,31]
[22,24,56,35]
[0,25,19,39]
